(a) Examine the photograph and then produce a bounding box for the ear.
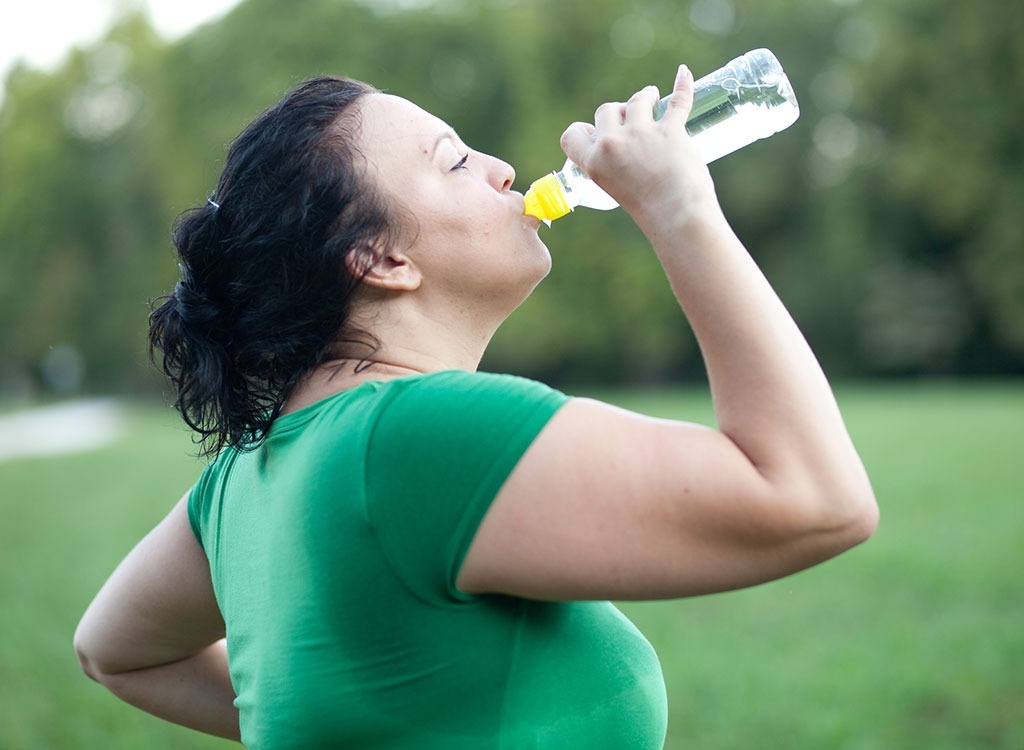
[347,244,422,292]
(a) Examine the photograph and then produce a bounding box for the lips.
[515,195,543,228]
[510,192,533,217]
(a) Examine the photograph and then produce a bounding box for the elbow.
[837,488,879,548]
[852,485,880,543]
[812,470,880,551]
[75,646,102,684]
[771,467,879,555]
[835,460,880,545]
[73,622,108,685]
[74,634,99,683]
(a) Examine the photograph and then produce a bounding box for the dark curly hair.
[149,76,391,458]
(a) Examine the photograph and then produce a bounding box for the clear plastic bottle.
[523,48,800,223]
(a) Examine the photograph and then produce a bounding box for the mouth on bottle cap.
[523,174,572,222]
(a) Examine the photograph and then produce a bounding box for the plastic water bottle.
[523,48,800,223]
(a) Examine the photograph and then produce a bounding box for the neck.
[346,289,502,373]
[282,296,500,415]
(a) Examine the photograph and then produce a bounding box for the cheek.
[404,181,513,264]
[431,195,504,244]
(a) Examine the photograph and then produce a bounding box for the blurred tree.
[0,14,168,393]
[0,0,1021,397]
[854,0,1024,372]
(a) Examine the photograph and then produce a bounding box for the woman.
[74,67,877,748]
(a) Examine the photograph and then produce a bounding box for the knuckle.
[594,133,627,160]
[628,85,658,103]
[560,122,591,150]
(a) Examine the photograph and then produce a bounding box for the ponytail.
[149,77,387,458]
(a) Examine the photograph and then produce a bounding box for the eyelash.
[451,154,469,171]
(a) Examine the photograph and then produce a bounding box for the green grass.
[0,405,235,750]
[1,384,1021,748]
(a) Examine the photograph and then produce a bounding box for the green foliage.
[1,0,1022,396]
[2,384,1022,747]
[859,0,1024,367]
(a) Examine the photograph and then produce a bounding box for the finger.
[560,121,596,163]
[625,85,660,121]
[660,64,694,124]
[594,101,626,130]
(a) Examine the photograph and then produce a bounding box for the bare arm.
[74,495,241,741]
[458,66,877,601]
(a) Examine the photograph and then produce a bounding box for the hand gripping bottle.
[523,48,800,223]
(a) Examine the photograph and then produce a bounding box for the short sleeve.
[187,473,210,550]
[187,448,235,553]
[364,371,568,605]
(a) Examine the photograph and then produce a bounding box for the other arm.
[74,494,241,741]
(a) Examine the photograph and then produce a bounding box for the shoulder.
[366,370,569,477]
[376,369,569,421]
[392,369,565,399]
[363,372,569,603]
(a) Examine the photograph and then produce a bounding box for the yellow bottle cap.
[523,173,572,222]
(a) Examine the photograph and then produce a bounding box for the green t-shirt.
[189,370,667,749]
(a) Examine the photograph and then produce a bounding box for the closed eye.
[451,154,469,172]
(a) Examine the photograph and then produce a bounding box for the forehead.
[356,93,451,158]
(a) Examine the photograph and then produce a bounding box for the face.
[354,93,550,314]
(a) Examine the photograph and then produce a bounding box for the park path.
[0,399,125,463]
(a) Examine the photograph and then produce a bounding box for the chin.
[524,246,552,291]
[524,248,554,296]
[528,234,553,275]
[496,259,549,320]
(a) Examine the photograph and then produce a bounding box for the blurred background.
[1,0,1021,748]
[1,0,1022,397]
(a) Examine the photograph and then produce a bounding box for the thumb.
[661,64,694,124]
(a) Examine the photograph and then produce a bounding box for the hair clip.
[207,197,221,210]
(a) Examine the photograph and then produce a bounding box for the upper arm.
[75,494,225,677]
[458,398,873,601]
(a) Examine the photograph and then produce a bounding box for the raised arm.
[74,495,240,741]
[458,65,877,601]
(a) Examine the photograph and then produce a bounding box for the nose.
[488,155,515,192]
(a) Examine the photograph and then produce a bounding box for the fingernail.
[677,64,691,83]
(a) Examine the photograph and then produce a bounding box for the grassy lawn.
[1,383,1021,748]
